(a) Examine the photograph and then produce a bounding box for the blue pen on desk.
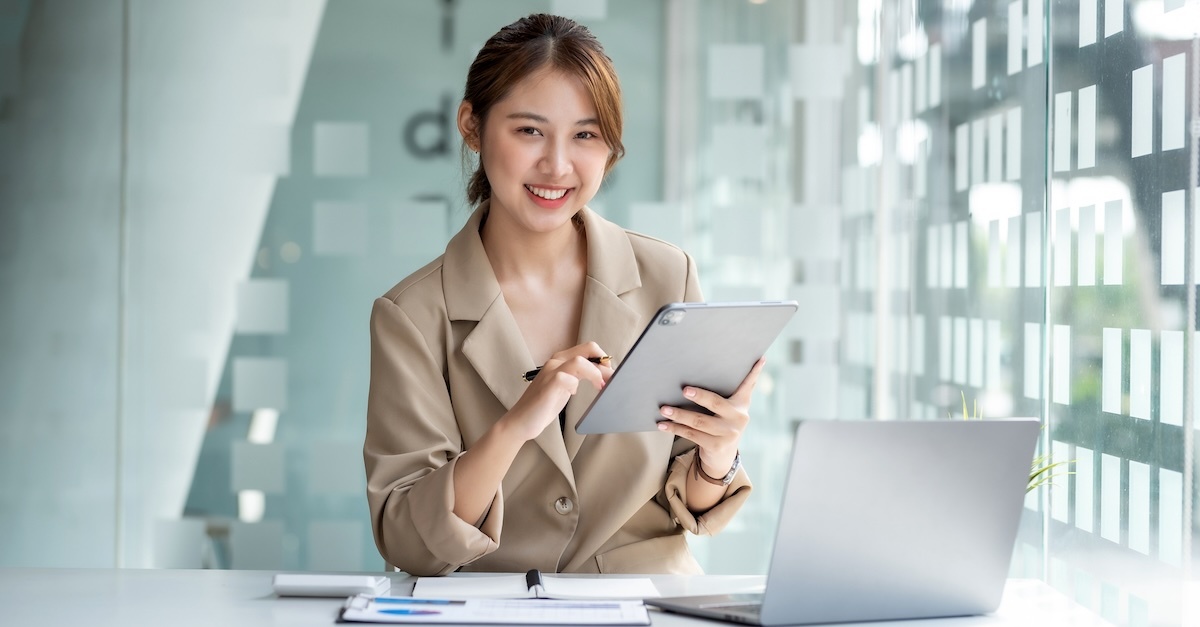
[374,597,458,605]
[379,608,442,616]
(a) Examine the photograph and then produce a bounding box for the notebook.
[411,569,659,600]
[647,419,1041,625]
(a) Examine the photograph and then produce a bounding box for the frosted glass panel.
[307,521,364,571]
[712,124,767,180]
[1075,447,1094,533]
[628,202,684,247]
[1130,330,1150,420]
[551,0,607,19]
[308,440,364,495]
[1079,0,1097,47]
[313,122,369,178]
[231,442,286,494]
[229,521,283,570]
[236,280,289,335]
[314,201,368,257]
[709,44,764,100]
[232,358,288,413]
[1131,65,1152,158]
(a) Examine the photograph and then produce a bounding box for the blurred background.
[0,0,1197,624]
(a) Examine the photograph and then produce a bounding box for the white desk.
[0,568,1112,626]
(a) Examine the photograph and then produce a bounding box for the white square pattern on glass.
[790,207,840,260]
[235,279,288,335]
[1102,328,1122,414]
[972,19,987,89]
[783,365,837,419]
[708,44,764,100]
[231,441,286,493]
[313,122,369,177]
[230,521,284,570]
[308,440,365,495]
[1129,329,1150,420]
[1105,0,1124,37]
[550,0,607,19]
[233,357,287,412]
[1161,190,1185,285]
[628,202,683,248]
[313,200,368,257]
[1079,0,1097,47]
[713,205,762,257]
[1074,447,1094,533]
[307,521,364,572]
[1054,91,1072,172]
[1077,85,1096,169]
[1101,454,1120,543]
[1007,1,1022,75]
[792,44,849,100]
[1161,330,1183,426]
[393,200,449,258]
[1078,204,1096,286]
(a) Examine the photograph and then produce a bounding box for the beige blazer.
[364,203,752,576]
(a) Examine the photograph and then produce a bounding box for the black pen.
[520,356,611,382]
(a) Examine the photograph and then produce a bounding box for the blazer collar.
[563,208,643,459]
[443,202,501,323]
[442,202,642,321]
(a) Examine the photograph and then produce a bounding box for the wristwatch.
[695,450,741,486]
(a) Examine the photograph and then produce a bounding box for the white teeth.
[526,185,568,200]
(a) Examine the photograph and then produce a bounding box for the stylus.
[520,355,611,382]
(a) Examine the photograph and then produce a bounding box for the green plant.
[951,392,1073,493]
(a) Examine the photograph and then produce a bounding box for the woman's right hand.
[501,342,613,442]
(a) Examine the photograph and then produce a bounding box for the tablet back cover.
[575,301,797,434]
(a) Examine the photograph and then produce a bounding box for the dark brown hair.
[462,13,625,205]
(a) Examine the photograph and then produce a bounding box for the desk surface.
[0,568,1112,626]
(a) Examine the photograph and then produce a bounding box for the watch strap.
[694,450,740,486]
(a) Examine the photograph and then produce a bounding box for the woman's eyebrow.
[506,112,548,123]
[506,112,599,126]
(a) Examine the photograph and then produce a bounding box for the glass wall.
[1,1,1197,624]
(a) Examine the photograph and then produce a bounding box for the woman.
[365,13,761,576]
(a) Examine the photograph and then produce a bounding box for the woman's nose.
[539,140,572,177]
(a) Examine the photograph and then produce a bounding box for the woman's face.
[466,67,611,236]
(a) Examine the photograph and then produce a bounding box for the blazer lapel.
[563,208,644,460]
[446,204,575,486]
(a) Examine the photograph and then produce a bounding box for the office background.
[0,0,1196,624]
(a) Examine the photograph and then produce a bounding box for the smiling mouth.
[525,184,571,200]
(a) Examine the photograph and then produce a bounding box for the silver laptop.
[648,419,1040,625]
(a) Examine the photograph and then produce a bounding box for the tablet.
[575,301,798,435]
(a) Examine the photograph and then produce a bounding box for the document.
[338,595,651,625]
[411,570,660,600]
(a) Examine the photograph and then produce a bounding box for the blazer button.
[554,497,574,515]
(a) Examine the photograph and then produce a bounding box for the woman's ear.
[457,101,479,152]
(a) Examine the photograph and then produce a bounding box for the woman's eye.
[518,127,541,136]
[576,131,598,140]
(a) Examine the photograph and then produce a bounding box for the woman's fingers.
[730,357,766,405]
[657,360,766,466]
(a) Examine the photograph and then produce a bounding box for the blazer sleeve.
[655,252,753,536]
[364,297,503,575]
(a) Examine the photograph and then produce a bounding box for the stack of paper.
[339,596,651,625]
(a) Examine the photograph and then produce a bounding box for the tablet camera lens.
[660,310,685,326]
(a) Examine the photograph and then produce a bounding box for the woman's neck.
[480,210,587,285]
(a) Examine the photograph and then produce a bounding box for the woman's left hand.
[656,358,766,478]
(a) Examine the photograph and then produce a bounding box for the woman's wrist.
[698,450,737,479]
